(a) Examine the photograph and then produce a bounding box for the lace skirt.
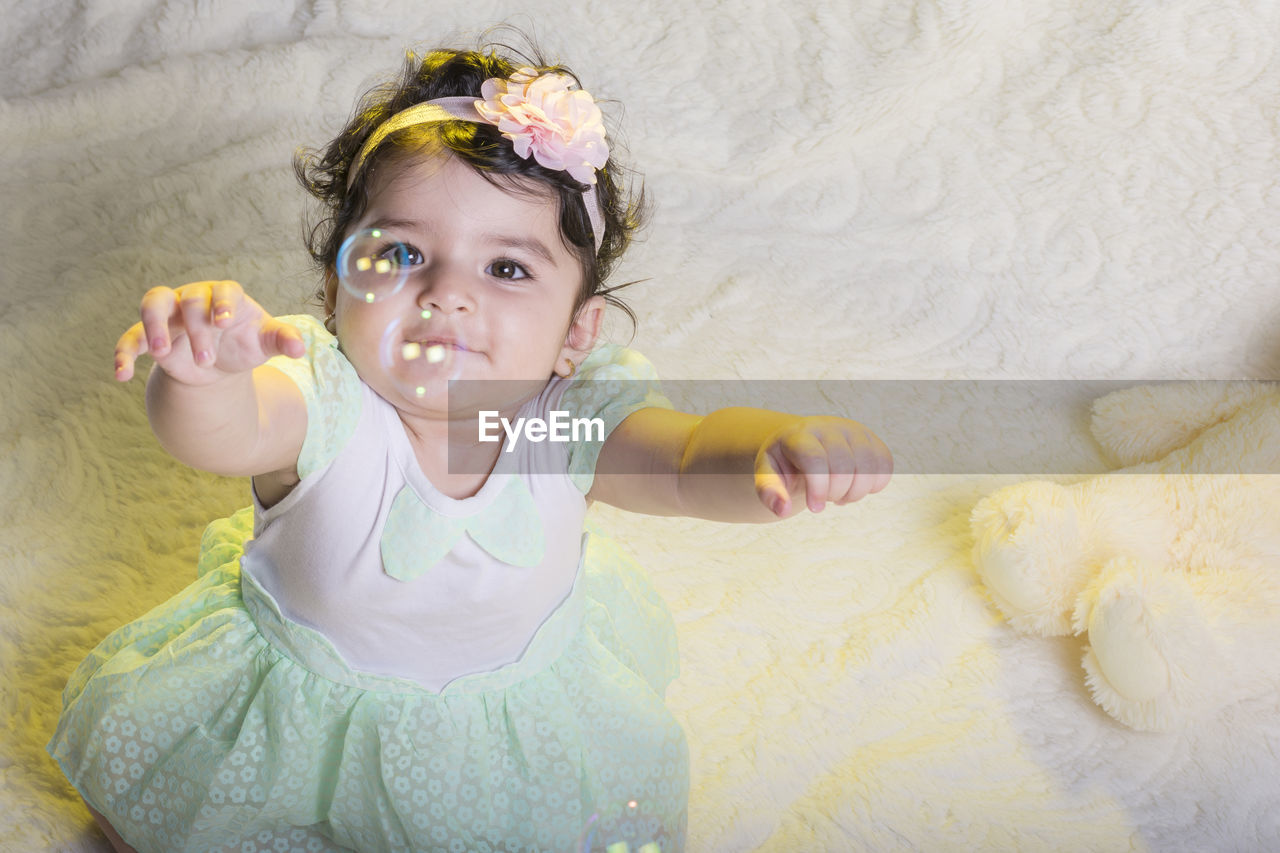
[48,507,688,852]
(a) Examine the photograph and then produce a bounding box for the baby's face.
[328,153,590,417]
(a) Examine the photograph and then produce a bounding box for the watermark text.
[478,410,605,452]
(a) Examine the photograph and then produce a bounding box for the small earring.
[562,358,577,378]
[324,312,336,333]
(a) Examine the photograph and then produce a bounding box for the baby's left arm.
[588,407,892,522]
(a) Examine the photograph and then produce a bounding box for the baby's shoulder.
[266,314,365,478]
[551,344,672,494]
[575,343,660,380]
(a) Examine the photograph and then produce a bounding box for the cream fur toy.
[970,382,1280,731]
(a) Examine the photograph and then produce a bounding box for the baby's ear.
[322,269,339,316]
[563,295,605,357]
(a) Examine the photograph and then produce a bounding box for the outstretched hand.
[114,281,305,384]
[755,416,893,518]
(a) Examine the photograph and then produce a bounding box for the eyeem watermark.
[478,410,605,452]
[451,379,1280,474]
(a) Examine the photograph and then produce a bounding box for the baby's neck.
[398,412,503,500]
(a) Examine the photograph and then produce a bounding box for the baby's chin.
[445,375,550,417]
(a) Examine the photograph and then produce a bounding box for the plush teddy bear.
[969,381,1280,731]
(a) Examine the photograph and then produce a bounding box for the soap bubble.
[337,227,412,303]
[378,310,465,401]
[576,799,664,853]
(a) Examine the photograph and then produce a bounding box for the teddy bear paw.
[971,481,1092,636]
[1075,558,1221,731]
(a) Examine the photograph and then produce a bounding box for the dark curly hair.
[293,39,647,331]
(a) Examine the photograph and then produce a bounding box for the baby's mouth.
[400,338,469,365]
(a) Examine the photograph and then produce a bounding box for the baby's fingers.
[259,317,306,360]
[114,322,148,381]
[210,280,239,327]
[138,286,179,359]
[780,430,832,513]
[800,461,831,513]
[178,286,217,366]
[754,465,793,518]
[756,431,827,517]
[830,431,893,504]
[861,431,893,495]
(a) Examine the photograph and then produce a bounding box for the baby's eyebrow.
[483,233,557,266]
[365,217,423,233]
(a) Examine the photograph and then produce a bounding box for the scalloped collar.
[378,394,547,581]
[380,476,545,580]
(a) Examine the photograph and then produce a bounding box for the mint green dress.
[47,316,689,852]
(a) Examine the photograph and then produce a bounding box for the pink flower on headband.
[476,69,609,185]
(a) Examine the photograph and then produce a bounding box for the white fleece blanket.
[4,1,1279,850]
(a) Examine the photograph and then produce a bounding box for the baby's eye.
[487,259,529,280]
[382,243,423,268]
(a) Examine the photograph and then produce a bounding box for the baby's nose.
[415,266,475,313]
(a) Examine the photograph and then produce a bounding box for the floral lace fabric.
[48,508,687,851]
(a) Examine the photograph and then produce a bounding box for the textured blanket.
[3,0,1279,849]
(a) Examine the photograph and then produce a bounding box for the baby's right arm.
[114,281,308,478]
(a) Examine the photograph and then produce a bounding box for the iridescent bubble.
[337,227,412,303]
[378,310,465,402]
[576,799,664,853]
